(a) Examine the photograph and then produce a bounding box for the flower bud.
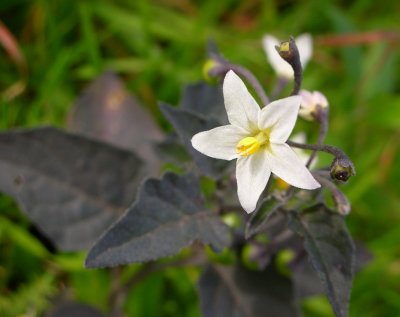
[202,58,220,82]
[299,90,329,121]
[274,37,298,65]
[330,156,355,183]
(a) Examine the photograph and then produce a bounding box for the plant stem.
[227,64,270,105]
[275,37,303,95]
[287,140,349,159]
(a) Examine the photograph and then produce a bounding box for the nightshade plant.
[0,36,360,317]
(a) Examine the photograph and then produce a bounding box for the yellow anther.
[236,137,260,156]
[279,41,290,52]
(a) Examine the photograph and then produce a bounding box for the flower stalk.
[275,37,303,95]
[287,140,355,182]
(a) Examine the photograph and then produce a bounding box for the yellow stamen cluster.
[236,137,260,156]
[236,131,270,157]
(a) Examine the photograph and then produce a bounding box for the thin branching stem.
[275,37,303,95]
[227,64,270,105]
[287,140,349,160]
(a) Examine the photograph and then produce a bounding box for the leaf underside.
[288,204,355,317]
[0,127,145,251]
[85,172,230,268]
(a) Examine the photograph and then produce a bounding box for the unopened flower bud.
[263,34,312,79]
[299,90,329,121]
[275,37,299,65]
[330,156,355,183]
[202,58,221,82]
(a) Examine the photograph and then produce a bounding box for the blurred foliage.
[0,0,399,316]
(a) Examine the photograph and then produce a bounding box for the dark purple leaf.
[292,254,324,300]
[245,196,284,239]
[198,263,299,317]
[85,172,230,268]
[0,127,145,251]
[68,71,163,172]
[160,103,230,177]
[180,82,228,124]
[288,204,355,317]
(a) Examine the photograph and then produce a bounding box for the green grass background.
[0,0,400,316]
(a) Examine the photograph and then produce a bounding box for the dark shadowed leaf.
[180,82,228,124]
[154,134,191,165]
[292,255,324,300]
[292,240,371,302]
[160,103,230,177]
[198,263,299,317]
[0,127,145,251]
[45,302,104,317]
[247,209,303,270]
[288,204,355,317]
[85,172,230,268]
[68,71,163,172]
[245,196,284,239]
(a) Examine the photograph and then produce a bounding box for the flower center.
[236,131,270,157]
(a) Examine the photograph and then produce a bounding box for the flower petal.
[313,91,328,108]
[223,70,260,132]
[191,125,247,160]
[236,151,271,213]
[299,90,315,120]
[296,33,313,69]
[262,35,293,79]
[267,143,320,189]
[258,95,302,143]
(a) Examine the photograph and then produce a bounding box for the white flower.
[262,33,313,79]
[191,71,320,213]
[299,90,329,121]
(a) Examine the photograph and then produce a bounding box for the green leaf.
[198,263,299,317]
[0,273,56,317]
[288,204,355,317]
[0,214,49,258]
[85,172,230,268]
[0,127,145,251]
